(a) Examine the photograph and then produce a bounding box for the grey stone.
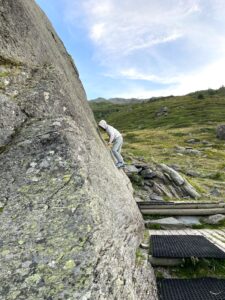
[146,217,184,229]
[202,214,225,225]
[140,243,149,249]
[150,194,164,201]
[186,138,200,144]
[160,164,185,186]
[154,170,166,181]
[216,125,225,140]
[156,184,173,199]
[134,163,149,170]
[144,180,154,187]
[168,185,180,199]
[175,146,201,156]
[140,168,153,176]
[141,169,156,179]
[0,1,157,299]
[177,153,184,156]
[124,164,141,173]
[185,170,200,177]
[164,173,172,181]
[175,145,185,151]
[155,106,169,117]
[143,185,152,192]
[152,183,164,195]
[210,187,221,197]
[185,149,201,155]
[176,216,201,226]
[202,140,211,145]
[182,181,201,199]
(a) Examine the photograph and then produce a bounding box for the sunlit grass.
[123,126,225,200]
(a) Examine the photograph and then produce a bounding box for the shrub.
[197,93,204,99]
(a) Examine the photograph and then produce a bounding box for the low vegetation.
[155,258,225,279]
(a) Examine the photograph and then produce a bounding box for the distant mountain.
[90,97,149,104]
[90,87,225,105]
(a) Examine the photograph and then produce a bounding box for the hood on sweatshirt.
[99,120,107,129]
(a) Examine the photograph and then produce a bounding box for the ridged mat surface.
[157,278,225,300]
[150,235,225,258]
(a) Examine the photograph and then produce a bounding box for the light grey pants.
[112,136,124,164]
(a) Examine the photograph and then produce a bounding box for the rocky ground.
[124,159,201,202]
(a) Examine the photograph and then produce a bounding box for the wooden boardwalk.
[149,229,225,252]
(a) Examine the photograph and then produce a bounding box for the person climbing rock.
[99,120,125,168]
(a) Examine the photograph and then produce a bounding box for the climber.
[98,120,125,168]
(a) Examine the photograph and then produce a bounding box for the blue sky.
[36,0,225,99]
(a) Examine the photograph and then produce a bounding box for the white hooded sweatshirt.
[99,120,122,143]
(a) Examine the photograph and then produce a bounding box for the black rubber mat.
[157,278,225,300]
[150,235,225,258]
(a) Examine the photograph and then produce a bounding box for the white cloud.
[63,0,225,97]
[116,56,225,98]
[115,68,177,84]
[68,0,201,54]
[90,23,106,41]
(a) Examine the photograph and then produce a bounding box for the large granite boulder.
[0,1,157,299]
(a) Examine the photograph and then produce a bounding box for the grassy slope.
[90,88,225,200]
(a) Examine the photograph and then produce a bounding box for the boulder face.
[0,1,156,299]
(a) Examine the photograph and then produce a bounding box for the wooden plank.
[199,230,225,252]
[139,203,225,209]
[141,208,225,216]
[215,230,225,240]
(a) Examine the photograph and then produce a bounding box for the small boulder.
[216,125,225,140]
[145,217,184,229]
[186,138,200,144]
[182,181,200,199]
[175,146,201,156]
[160,164,185,186]
[134,163,149,170]
[176,216,201,227]
[202,140,211,145]
[140,169,157,179]
[202,214,225,225]
[210,187,221,197]
[175,146,185,152]
[124,165,140,174]
[185,170,200,177]
[144,180,154,187]
[149,194,164,201]
[185,149,201,155]
[156,106,169,117]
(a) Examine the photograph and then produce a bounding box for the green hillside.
[90,87,225,130]
[90,87,225,201]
